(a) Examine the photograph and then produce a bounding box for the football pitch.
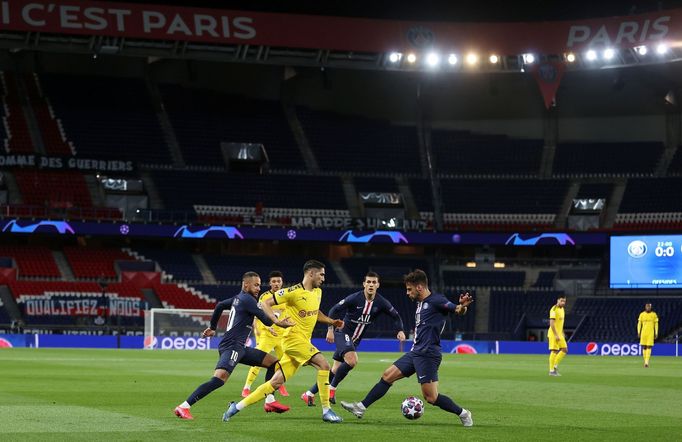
[1,349,681,441]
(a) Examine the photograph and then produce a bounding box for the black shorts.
[216,345,269,374]
[393,351,441,384]
[332,330,357,362]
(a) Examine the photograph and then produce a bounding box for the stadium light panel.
[656,43,668,54]
[636,45,648,55]
[465,261,477,268]
[585,49,597,61]
[388,52,402,63]
[566,53,576,63]
[426,52,440,67]
[523,53,535,64]
[603,48,615,60]
[465,53,478,65]
[406,53,417,63]
[489,54,499,64]
[448,54,458,65]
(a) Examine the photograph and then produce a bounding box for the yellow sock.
[554,351,566,368]
[644,348,651,364]
[244,366,260,388]
[317,369,330,409]
[240,381,275,408]
[549,352,556,371]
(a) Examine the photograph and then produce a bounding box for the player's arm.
[327,296,352,331]
[654,314,659,339]
[549,318,560,341]
[637,315,643,338]
[317,310,344,329]
[385,303,406,341]
[203,298,234,337]
[437,292,474,316]
[259,296,294,328]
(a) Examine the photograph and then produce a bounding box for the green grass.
[1,349,681,441]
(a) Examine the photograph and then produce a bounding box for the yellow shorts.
[278,338,320,381]
[548,336,567,351]
[255,334,284,359]
[639,333,655,347]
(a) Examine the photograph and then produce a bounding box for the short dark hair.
[242,271,260,281]
[365,271,380,281]
[303,260,325,273]
[404,269,428,286]
[269,270,284,280]
[558,295,566,300]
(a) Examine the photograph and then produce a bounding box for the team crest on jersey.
[234,298,240,306]
[423,303,428,310]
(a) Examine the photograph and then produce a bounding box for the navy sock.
[330,362,353,388]
[186,376,225,406]
[265,364,276,382]
[361,378,392,408]
[433,394,463,415]
[309,370,333,395]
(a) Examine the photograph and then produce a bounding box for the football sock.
[433,394,463,415]
[238,381,275,409]
[265,394,276,404]
[555,351,566,367]
[361,378,392,408]
[644,348,651,364]
[318,369,331,409]
[244,366,260,389]
[549,352,557,371]
[330,362,353,388]
[186,376,224,406]
[309,370,333,395]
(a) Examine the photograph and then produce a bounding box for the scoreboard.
[610,235,682,289]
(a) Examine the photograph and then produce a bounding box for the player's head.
[363,271,380,296]
[268,270,284,292]
[556,295,566,308]
[303,260,326,288]
[645,303,652,312]
[404,269,429,301]
[242,271,261,297]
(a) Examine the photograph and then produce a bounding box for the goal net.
[144,308,230,350]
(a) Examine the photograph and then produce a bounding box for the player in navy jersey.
[302,271,405,405]
[173,271,294,420]
[341,269,474,427]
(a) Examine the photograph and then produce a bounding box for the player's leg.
[307,352,343,423]
[175,348,241,419]
[224,352,300,421]
[642,344,651,367]
[549,350,558,375]
[341,352,411,418]
[415,354,472,427]
[304,359,339,405]
[554,347,568,372]
[331,351,358,389]
[273,340,289,396]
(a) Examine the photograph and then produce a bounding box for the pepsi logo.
[143,336,158,349]
[454,344,477,354]
[585,342,598,355]
[0,337,13,348]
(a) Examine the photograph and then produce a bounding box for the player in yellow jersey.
[223,260,345,423]
[242,271,290,402]
[548,295,567,377]
[638,303,659,368]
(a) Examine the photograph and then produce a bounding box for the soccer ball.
[401,396,424,420]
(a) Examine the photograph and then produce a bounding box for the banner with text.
[0,1,680,54]
[0,154,134,172]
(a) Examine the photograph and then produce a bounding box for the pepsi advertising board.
[610,235,682,289]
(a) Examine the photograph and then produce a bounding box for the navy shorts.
[332,330,357,362]
[393,351,442,384]
[216,345,269,374]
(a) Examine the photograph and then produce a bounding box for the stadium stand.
[0,71,34,153]
[297,107,420,174]
[14,170,92,208]
[0,246,60,278]
[443,270,526,288]
[204,255,339,285]
[160,84,304,169]
[131,248,202,282]
[24,73,73,156]
[432,130,543,176]
[488,291,562,333]
[553,142,664,176]
[63,247,134,279]
[39,74,171,164]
